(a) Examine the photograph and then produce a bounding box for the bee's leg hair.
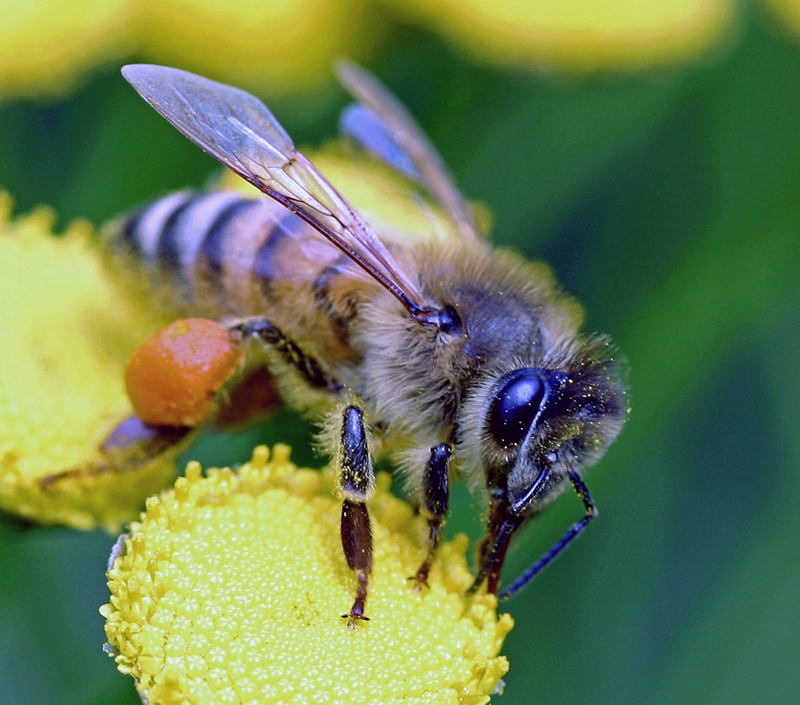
[229,318,342,392]
[337,405,374,625]
[411,443,451,588]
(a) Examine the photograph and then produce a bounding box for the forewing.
[121,64,430,313]
[336,60,482,242]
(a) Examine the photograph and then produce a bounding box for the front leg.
[336,405,375,625]
[412,443,452,588]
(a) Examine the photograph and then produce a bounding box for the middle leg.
[411,443,452,588]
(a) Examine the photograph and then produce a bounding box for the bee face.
[456,330,625,509]
[113,62,628,619]
[483,359,625,507]
[484,367,569,506]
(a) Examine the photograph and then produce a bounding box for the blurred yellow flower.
[766,0,800,38]
[0,0,755,99]
[102,444,513,705]
[382,0,737,71]
[135,0,382,95]
[0,193,175,531]
[0,0,382,98]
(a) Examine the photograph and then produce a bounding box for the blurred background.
[1,1,799,703]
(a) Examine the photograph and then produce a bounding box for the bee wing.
[336,60,482,242]
[339,103,423,183]
[121,64,431,316]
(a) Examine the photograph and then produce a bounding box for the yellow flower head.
[102,444,513,705]
[382,0,736,71]
[0,194,175,531]
[0,0,748,99]
[0,0,381,98]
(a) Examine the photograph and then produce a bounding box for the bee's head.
[460,340,627,594]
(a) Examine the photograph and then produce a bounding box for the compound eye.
[488,368,548,448]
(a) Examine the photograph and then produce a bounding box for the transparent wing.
[121,64,431,316]
[336,60,482,242]
[339,103,423,183]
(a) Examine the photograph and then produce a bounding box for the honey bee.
[112,62,627,622]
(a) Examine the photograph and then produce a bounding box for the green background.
[2,7,799,704]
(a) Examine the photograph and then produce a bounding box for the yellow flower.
[0,0,133,98]
[0,0,382,98]
[0,193,174,531]
[102,444,513,705]
[381,0,736,71]
[3,0,783,99]
[766,0,800,37]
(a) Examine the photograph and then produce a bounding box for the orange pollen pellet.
[125,318,244,427]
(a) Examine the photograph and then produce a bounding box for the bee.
[111,62,627,623]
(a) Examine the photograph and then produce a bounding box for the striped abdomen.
[103,190,379,365]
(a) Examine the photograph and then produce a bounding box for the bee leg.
[411,443,451,589]
[229,318,342,392]
[337,405,374,625]
[41,415,193,488]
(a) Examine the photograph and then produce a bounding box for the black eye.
[488,368,548,448]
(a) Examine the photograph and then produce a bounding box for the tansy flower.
[381,0,737,71]
[101,444,514,705]
[4,0,790,99]
[766,0,800,37]
[0,193,175,531]
[0,0,381,98]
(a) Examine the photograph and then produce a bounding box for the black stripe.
[118,205,147,256]
[252,211,304,292]
[313,255,357,343]
[156,193,207,272]
[198,198,261,276]
[312,262,341,307]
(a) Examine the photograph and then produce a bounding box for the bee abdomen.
[105,190,357,329]
[107,191,285,310]
[108,190,245,282]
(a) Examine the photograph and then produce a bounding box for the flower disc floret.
[102,444,513,705]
